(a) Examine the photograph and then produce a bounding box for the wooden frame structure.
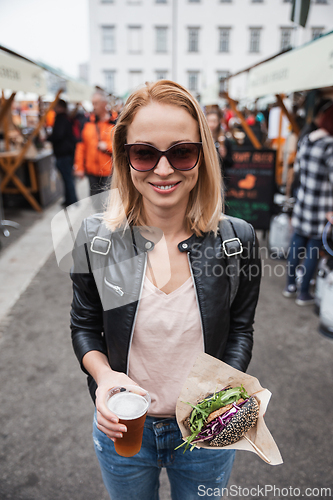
[218,92,306,187]
[221,91,262,150]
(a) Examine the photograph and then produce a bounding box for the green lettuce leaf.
[175,385,249,453]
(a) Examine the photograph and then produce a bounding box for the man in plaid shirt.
[283,103,333,306]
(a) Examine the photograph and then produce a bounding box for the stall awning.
[0,48,48,95]
[228,31,333,100]
[0,45,94,102]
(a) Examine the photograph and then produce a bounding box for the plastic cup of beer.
[106,385,151,457]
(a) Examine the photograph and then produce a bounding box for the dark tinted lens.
[168,143,199,170]
[129,144,159,171]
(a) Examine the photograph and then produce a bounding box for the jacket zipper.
[104,277,124,297]
[187,252,206,351]
[126,252,148,375]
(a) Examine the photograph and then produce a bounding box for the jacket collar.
[130,226,207,254]
[178,232,206,253]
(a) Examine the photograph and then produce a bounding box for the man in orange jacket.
[74,90,115,199]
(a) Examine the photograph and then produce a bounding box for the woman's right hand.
[82,351,140,442]
[95,371,138,442]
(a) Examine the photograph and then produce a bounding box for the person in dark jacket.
[70,80,261,500]
[298,98,332,145]
[206,109,233,173]
[49,99,78,207]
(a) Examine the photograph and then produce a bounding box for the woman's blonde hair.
[104,80,223,236]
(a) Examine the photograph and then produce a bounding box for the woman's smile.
[148,181,181,193]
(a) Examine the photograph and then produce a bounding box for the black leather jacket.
[70,215,261,402]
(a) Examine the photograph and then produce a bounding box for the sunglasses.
[124,142,202,172]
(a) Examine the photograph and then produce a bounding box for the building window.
[127,0,141,4]
[218,28,231,53]
[102,26,115,52]
[156,0,167,2]
[128,26,142,53]
[280,28,294,50]
[220,0,232,3]
[101,0,114,3]
[129,70,143,90]
[155,70,168,80]
[312,27,324,39]
[252,0,263,2]
[315,0,327,3]
[249,28,261,53]
[188,28,200,52]
[156,27,168,53]
[189,0,200,2]
[217,71,230,93]
[104,70,115,93]
[188,71,199,91]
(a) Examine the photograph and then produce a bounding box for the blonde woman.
[70,80,261,499]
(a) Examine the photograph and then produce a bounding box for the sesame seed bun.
[208,396,259,447]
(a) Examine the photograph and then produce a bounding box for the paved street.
[0,203,332,500]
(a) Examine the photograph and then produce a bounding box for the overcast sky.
[0,0,89,79]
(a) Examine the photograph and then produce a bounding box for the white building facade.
[88,0,333,98]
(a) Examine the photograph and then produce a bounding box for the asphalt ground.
[0,204,42,253]
[0,207,332,499]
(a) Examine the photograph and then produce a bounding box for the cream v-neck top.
[128,275,204,417]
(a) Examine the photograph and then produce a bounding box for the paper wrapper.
[176,353,283,465]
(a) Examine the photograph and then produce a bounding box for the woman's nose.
[153,155,174,176]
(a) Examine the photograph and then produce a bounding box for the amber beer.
[107,388,150,457]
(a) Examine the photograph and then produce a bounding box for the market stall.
[227,31,333,183]
[0,45,94,212]
[222,31,333,228]
[0,46,61,211]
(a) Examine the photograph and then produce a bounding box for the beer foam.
[107,392,149,419]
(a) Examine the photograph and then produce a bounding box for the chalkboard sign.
[225,149,276,231]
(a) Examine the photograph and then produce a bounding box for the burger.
[177,385,260,452]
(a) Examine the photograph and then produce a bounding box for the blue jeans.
[287,232,321,293]
[55,155,77,206]
[93,412,235,500]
